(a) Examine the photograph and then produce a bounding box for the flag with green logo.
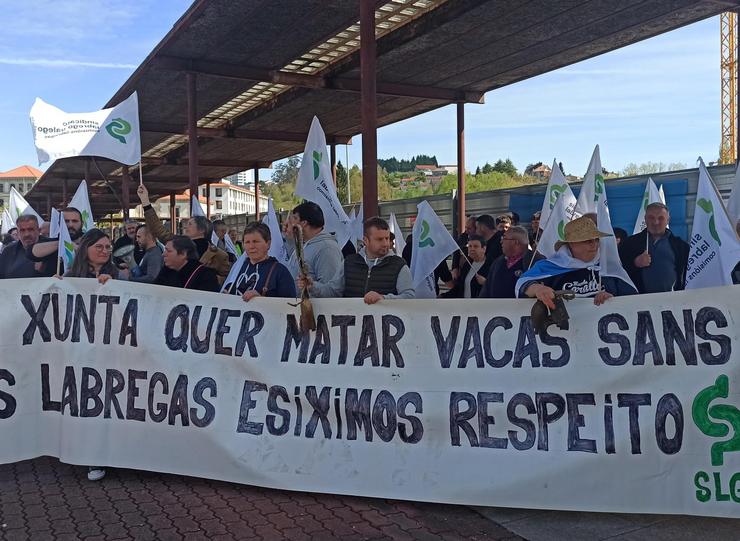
[539,159,568,227]
[537,184,580,258]
[8,186,42,223]
[410,201,459,298]
[575,145,604,216]
[57,211,75,273]
[69,180,95,232]
[295,116,351,236]
[30,92,140,166]
[685,159,740,289]
[632,177,663,235]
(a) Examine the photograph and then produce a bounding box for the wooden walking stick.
[291,225,316,334]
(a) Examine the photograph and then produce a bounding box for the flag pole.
[139,162,144,186]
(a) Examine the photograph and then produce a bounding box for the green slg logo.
[418,220,435,248]
[63,240,75,262]
[697,198,721,246]
[642,190,649,211]
[312,151,322,180]
[692,375,740,466]
[549,185,566,209]
[81,210,91,230]
[594,174,605,202]
[557,220,566,240]
[105,118,131,144]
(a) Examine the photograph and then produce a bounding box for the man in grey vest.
[342,216,415,304]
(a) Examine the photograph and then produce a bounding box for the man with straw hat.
[516,216,636,307]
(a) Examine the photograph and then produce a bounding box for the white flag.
[632,177,663,235]
[8,186,42,222]
[658,184,666,205]
[389,213,406,256]
[539,159,569,227]
[410,201,458,296]
[221,253,247,294]
[295,116,351,234]
[335,207,355,251]
[597,187,636,291]
[30,92,141,166]
[575,145,604,216]
[685,159,740,289]
[57,211,75,273]
[222,233,239,257]
[69,180,95,232]
[262,197,289,263]
[727,163,740,231]
[1,209,15,235]
[49,208,60,238]
[536,184,580,258]
[191,195,206,217]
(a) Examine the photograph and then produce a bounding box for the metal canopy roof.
[26,0,735,217]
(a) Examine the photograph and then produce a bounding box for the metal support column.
[205,182,211,219]
[254,168,261,220]
[456,103,466,237]
[45,194,51,218]
[736,15,740,165]
[121,166,131,220]
[330,143,337,185]
[170,193,177,234]
[187,72,199,215]
[360,0,378,218]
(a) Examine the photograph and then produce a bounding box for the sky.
[0,1,722,179]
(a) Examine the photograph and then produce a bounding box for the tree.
[271,155,301,185]
[481,162,493,174]
[475,166,481,176]
[493,158,518,176]
[621,161,687,176]
[335,161,350,205]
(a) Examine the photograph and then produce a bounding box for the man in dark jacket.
[480,226,540,298]
[155,236,220,292]
[619,202,689,293]
[442,234,490,298]
[343,217,414,304]
[0,215,56,279]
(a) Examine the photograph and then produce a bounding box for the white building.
[199,181,268,217]
[0,165,43,212]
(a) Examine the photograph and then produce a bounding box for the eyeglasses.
[92,244,113,253]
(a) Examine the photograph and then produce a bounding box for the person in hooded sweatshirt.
[516,216,635,308]
[222,222,296,300]
[284,201,344,297]
[341,216,415,304]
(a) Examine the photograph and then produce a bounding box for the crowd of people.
[2,184,728,307]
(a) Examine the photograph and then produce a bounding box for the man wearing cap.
[619,202,689,293]
[516,216,636,307]
[529,211,541,248]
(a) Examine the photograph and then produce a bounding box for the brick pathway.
[0,458,521,541]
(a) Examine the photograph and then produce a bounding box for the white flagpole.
[139,162,144,186]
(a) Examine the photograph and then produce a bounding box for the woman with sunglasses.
[223,222,296,301]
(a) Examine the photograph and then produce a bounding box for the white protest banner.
[8,186,42,222]
[1,278,739,518]
[295,117,351,235]
[685,160,740,289]
[632,177,662,235]
[575,145,604,216]
[410,201,458,297]
[536,184,580,258]
[1,209,16,234]
[727,163,740,229]
[389,213,406,256]
[262,197,289,264]
[69,180,95,232]
[30,92,141,166]
[539,159,569,227]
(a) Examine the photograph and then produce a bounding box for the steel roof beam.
[152,56,485,104]
[141,121,352,144]
[140,157,272,169]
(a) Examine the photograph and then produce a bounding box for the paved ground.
[0,457,521,541]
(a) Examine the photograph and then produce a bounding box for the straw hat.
[554,216,611,251]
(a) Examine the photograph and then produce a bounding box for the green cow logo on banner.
[418,220,435,248]
[312,151,322,180]
[549,185,566,209]
[594,174,605,203]
[696,198,721,246]
[105,118,132,144]
[692,375,740,466]
[557,220,566,241]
